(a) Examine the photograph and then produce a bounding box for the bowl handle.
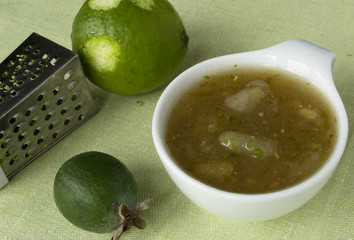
[260,39,336,85]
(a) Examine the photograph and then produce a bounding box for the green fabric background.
[0,0,353,239]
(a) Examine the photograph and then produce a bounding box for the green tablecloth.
[0,0,353,239]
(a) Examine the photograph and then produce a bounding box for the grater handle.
[0,167,9,189]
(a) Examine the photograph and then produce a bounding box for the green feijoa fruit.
[53,151,152,239]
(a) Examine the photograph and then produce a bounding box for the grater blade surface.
[0,33,96,188]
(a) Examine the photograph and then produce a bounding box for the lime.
[71,0,189,95]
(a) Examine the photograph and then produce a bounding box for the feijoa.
[53,151,152,239]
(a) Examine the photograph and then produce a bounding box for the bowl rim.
[152,50,349,201]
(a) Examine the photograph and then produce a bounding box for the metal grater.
[0,33,96,188]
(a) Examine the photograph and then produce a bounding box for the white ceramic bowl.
[152,39,348,221]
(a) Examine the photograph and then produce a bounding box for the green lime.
[53,151,152,238]
[71,0,189,95]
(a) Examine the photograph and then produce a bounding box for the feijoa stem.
[112,199,153,240]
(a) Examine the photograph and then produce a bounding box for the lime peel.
[88,0,121,10]
[82,35,121,72]
[131,0,155,10]
[72,0,188,95]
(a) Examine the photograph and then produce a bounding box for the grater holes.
[9,159,15,165]
[5,146,15,157]
[25,45,32,52]
[52,132,58,139]
[37,138,44,145]
[37,94,44,101]
[5,150,12,157]
[48,123,55,130]
[0,132,3,139]
[21,143,29,150]
[33,129,40,136]
[2,85,10,92]
[45,114,52,121]
[1,71,8,77]
[50,57,58,66]
[31,56,40,64]
[57,99,63,105]
[64,70,73,80]
[25,109,31,117]
[18,134,25,141]
[71,95,77,101]
[1,35,96,173]
[8,60,15,67]
[13,126,20,133]
[28,59,36,66]
[78,114,85,121]
[64,119,71,125]
[53,87,60,95]
[15,65,22,71]
[29,119,37,126]
[41,104,48,111]
[33,48,41,55]
[25,152,31,159]
[30,73,39,81]
[68,81,78,90]
[9,117,16,124]
[10,90,18,97]
[23,69,30,75]
[56,97,65,105]
[1,138,11,149]
[36,62,44,70]
[74,104,82,111]
[71,92,81,101]
[60,109,67,116]
[17,79,24,86]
